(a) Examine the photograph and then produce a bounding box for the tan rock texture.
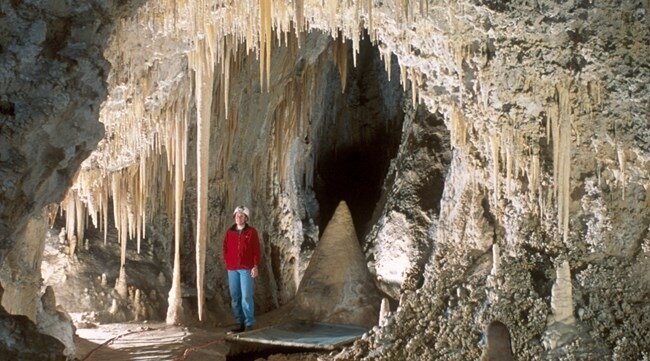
[0,208,47,320]
[0,0,648,360]
[260,201,382,328]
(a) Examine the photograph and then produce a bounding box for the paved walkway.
[75,323,229,361]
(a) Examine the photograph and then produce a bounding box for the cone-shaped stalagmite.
[293,201,381,327]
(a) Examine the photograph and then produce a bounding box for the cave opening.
[313,33,404,242]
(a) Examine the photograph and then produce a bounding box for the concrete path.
[75,323,229,361]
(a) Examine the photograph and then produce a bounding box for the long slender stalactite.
[166,105,188,325]
[190,1,217,320]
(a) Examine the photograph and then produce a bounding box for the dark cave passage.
[315,138,397,241]
[313,34,404,241]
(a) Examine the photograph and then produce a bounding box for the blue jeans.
[227,270,255,327]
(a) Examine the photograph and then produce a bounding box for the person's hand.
[251,266,258,278]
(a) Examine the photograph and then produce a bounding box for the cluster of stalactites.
[60,0,514,322]
[454,75,604,244]
[61,88,191,304]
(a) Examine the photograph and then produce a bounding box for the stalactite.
[399,64,407,94]
[490,134,500,205]
[500,122,514,199]
[382,48,393,81]
[450,105,467,149]
[333,35,348,93]
[166,111,188,325]
[410,67,417,106]
[259,0,272,92]
[617,147,626,200]
[190,29,216,322]
[64,192,76,256]
[223,36,232,118]
[75,193,86,251]
[102,180,108,245]
[366,0,374,40]
[551,82,572,244]
[529,151,540,211]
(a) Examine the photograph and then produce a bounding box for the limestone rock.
[0,283,66,360]
[260,201,382,328]
[36,286,76,358]
[294,201,382,327]
[480,321,513,361]
[0,209,47,321]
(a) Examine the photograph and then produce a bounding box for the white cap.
[233,205,250,218]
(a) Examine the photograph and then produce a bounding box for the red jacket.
[223,224,261,270]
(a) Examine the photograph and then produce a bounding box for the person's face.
[234,212,247,226]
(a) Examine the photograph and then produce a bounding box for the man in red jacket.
[223,205,260,333]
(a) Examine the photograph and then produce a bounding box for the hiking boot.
[227,324,245,334]
[244,325,255,332]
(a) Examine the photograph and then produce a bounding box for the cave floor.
[74,322,327,361]
[75,322,230,361]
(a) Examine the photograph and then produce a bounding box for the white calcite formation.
[542,260,577,351]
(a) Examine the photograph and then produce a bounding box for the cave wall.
[334,1,650,360]
[0,208,46,321]
[0,0,648,360]
[0,1,150,357]
[0,0,150,261]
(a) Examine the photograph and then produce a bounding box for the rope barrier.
[175,338,226,361]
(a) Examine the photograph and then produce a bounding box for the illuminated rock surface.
[0,0,648,360]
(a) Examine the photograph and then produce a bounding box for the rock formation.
[0,283,66,360]
[36,286,76,358]
[0,0,648,360]
[293,201,382,327]
[480,321,514,361]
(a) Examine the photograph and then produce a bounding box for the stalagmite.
[379,297,391,326]
[550,260,575,326]
[261,201,382,328]
[542,260,578,351]
[298,201,381,325]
